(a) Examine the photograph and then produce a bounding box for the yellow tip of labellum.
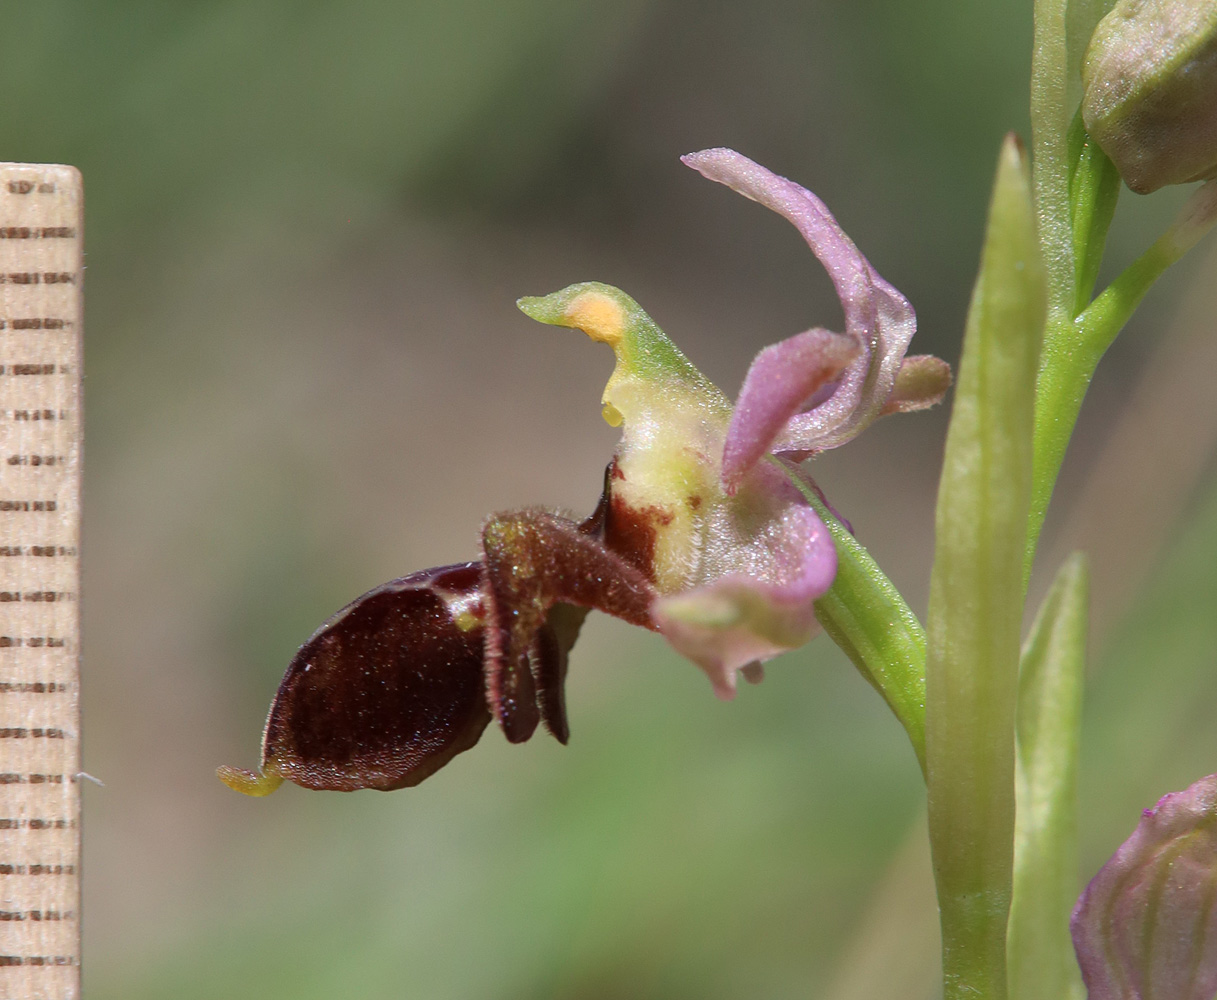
[217,764,284,797]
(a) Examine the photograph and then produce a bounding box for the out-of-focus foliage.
[1080,474,1217,862]
[0,2,1207,997]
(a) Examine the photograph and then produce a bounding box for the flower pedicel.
[218,149,950,796]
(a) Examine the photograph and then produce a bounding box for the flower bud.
[1082,0,1217,193]
[1071,773,1217,999]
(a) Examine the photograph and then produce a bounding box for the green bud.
[1082,0,1217,193]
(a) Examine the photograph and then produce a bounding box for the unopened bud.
[1082,0,1217,193]
[1072,774,1217,1000]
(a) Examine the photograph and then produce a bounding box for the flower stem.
[926,136,1045,1000]
[1025,178,1217,573]
[1031,0,1075,331]
[792,475,927,776]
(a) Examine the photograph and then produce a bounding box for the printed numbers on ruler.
[0,164,83,999]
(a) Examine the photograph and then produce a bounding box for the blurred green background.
[1,2,1214,997]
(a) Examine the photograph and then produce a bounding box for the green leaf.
[1007,554,1088,1000]
[926,135,1046,1000]
[789,475,927,776]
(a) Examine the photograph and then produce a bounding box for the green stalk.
[788,475,927,775]
[1008,554,1088,1000]
[1031,0,1076,330]
[926,136,1045,1000]
[1026,179,1217,572]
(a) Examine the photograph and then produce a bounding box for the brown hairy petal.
[490,630,541,744]
[481,509,656,740]
[260,562,491,791]
[530,603,590,744]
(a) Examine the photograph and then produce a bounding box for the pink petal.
[721,327,859,491]
[682,148,918,454]
[1072,774,1217,1000]
[651,467,836,698]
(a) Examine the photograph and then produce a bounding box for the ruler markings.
[0,164,82,1000]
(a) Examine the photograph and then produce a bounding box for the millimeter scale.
[0,164,84,999]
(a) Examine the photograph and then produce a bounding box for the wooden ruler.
[0,165,83,999]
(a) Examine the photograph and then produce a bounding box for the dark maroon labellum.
[261,563,491,791]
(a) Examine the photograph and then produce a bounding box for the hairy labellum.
[218,563,491,795]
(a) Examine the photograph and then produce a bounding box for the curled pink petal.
[682,148,920,453]
[682,148,876,337]
[1071,773,1217,1000]
[652,465,836,698]
[721,327,859,492]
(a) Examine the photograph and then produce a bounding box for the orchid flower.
[218,148,949,796]
[1071,773,1217,1000]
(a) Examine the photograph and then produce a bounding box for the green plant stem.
[1026,234,1184,575]
[1031,0,1076,330]
[927,136,1045,1000]
[789,474,927,775]
[1008,554,1088,1000]
[1026,176,1217,579]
